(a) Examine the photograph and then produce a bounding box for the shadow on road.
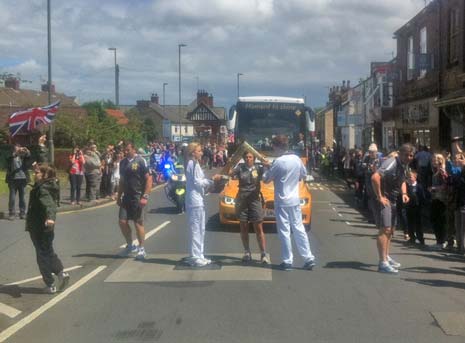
[149,207,179,215]
[0,285,46,297]
[205,214,278,234]
[334,233,376,239]
[402,266,465,277]
[72,253,125,259]
[324,261,377,273]
[403,278,465,290]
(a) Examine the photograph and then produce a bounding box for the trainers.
[44,285,57,294]
[387,256,401,269]
[135,247,147,260]
[8,214,14,221]
[242,251,252,262]
[190,258,211,267]
[378,262,398,274]
[57,271,70,291]
[303,259,316,270]
[260,253,270,264]
[121,244,138,257]
[19,213,25,220]
[279,262,293,271]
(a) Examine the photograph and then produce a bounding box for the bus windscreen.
[236,102,306,153]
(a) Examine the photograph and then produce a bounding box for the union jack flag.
[8,101,60,137]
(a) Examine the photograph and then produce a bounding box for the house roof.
[105,109,129,125]
[0,87,78,107]
[147,102,226,122]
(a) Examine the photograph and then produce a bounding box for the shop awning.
[434,89,465,108]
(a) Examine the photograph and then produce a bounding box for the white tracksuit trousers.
[187,206,206,259]
[276,205,314,264]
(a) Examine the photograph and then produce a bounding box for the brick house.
[393,1,441,150]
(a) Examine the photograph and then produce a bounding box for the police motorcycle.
[149,150,163,184]
[164,163,186,213]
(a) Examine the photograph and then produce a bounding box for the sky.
[0,0,428,110]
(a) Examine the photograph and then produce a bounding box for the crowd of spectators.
[315,138,465,252]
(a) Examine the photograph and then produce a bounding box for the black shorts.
[119,196,145,222]
[235,193,264,223]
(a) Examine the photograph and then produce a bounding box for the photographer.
[5,144,31,220]
[69,146,85,205]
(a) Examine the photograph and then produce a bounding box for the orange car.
[219,162,313,230]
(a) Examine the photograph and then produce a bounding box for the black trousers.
[431,199,447,244]
[406,205,424,243]
[29,230,64,287]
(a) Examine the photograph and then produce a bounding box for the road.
[1,174,465,342]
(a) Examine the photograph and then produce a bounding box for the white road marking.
[332,207,337,212]
[0,303,21,319]
[5,266,83,286]
[119,221,171,248]
[0,265,107,343]
[345,221,351,226]
[60,184,164,215]
[337,213,343,217]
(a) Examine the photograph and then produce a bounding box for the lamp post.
[108,47,119,106]
[163,82,168,139]
[178,43,187,142]
[46,0,55,164]
[237,73,243,99]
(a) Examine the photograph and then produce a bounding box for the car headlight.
[180,175,186,182]
[222,196,235,205]
[171,174,178,181]
[300,198,309,206]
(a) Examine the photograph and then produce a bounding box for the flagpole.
[47,0,54,164]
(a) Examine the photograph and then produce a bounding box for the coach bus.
[219,96,314,229]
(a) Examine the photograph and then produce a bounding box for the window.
[184,126,188,133]
[407,36,415,80]
[448,9,459,64]
[174,126,178,133]
[419,27,427,78]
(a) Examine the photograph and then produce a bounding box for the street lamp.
[47,0,54,164]
[237,73,243,99]
[108,47,119,106]
[178,43,187,142]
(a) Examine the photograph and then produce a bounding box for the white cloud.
[0,0,427,108]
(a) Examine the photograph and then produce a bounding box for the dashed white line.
[337,213,343,217]
[5,266,83,286]
[345,221,351,226]
[0,265,107,343]
[119,221,171,248]
[0,303,21,319]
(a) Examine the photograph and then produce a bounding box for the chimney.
[208,94,214,107]
[197,90,209,105]
[151,93,159,104]
[5,78,20,90]
[342,80,346,90]
[41,83,56,93]
[347,80,351,89]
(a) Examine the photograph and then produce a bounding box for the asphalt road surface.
[1,175,465,343]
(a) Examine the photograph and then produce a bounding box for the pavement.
[0,170,465,342]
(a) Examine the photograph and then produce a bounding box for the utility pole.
[237,73,243,98]
[108,48,118,106]
[47,0,54,164]
[178,44,187,142]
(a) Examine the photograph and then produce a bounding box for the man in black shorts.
[371,144,414,273]
[230,151,269,263]
[117,142,153,260]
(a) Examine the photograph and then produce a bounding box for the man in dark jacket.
[6,144,31,220]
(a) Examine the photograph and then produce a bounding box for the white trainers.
[135,247,147,260]
[44,285,57,294]
[121,244,138,257]
[57,271,70,291]
[387,256,401,269]
[378,261,398,274]
[190,258,211,267]
[260,253,270,264]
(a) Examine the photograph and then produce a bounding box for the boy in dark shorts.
[117,142,153,260]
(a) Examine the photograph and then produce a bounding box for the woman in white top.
[185,142,221,267]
